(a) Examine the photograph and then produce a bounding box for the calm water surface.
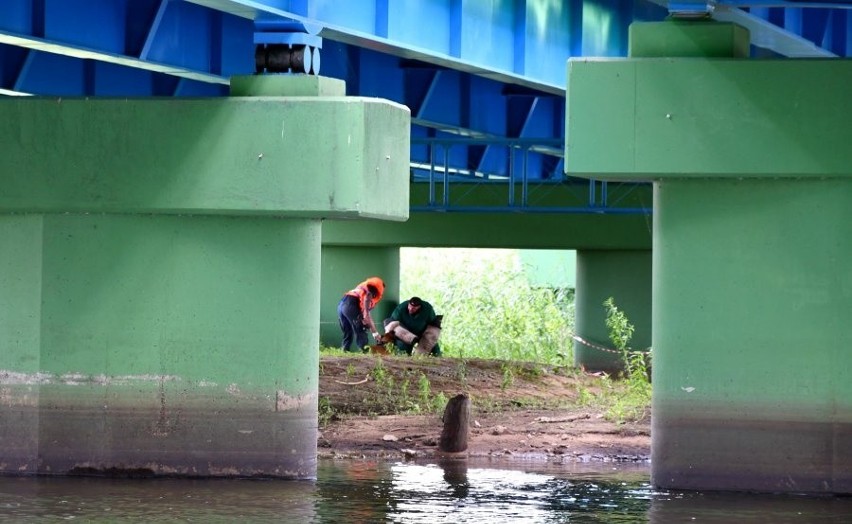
[1,459,851,522]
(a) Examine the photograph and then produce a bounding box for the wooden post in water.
[439,394,470,453]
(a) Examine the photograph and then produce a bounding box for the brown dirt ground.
[318,354,650,463]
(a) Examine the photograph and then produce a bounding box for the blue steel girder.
[0,0,253,96]
[661,1,850,56]
[185,0,668,94]
[319,40,565,181]
[740,5,851,56]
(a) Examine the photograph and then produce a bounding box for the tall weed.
[603,297,651,423]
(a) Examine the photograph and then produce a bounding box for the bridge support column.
[574,250,651,373]
[320,244,400,349]
[2,213,321,478]
[0,76,410,478]
[567,20,852,493]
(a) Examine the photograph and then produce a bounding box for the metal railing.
[409,137,652,215]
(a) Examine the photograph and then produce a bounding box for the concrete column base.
[0,214,320,478]
[651,178,852,494]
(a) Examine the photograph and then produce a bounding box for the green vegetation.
[601,297,652,424]
[455,360,468,386]
[431,392,449,413]
[604,297,635,354]
[361,358,449,416]
[417,372,432,407]
[318,396,335,425]
[400,248,573,365]
[500,362,515,390]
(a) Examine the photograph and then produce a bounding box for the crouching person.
[383,296,442,356]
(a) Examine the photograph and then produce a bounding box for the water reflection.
[649,489,852,523]
[0,475,319,522]
[1,459,851,522]
[382,460,652,523]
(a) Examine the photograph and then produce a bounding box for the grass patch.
[318,396,337,425]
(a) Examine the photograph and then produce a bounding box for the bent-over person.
[338,277,384,352]
[383,296,442,356]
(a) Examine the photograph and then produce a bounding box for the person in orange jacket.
[337,277,385,352]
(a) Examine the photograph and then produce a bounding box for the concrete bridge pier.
[573,249,651,373]
[568,20,852,493]
[0,76,410,478]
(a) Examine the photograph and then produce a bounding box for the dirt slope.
[318,354,650,462]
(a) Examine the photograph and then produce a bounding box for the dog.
[368,332,396,355]
[367,343,391,355]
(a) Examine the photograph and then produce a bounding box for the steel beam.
[184,0,666,93]
[0,0,253,92]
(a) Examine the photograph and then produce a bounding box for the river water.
[1,459,851,522]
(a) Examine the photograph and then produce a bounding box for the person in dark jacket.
[383,296,442,356]
[338,277,384,352]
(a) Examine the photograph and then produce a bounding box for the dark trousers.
[338,296,367,352]
[393,339,442,356]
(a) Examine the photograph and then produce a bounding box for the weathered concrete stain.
[276,391,315,412]
[0,370,318,479]
[0,370,181,386]
[0,371,53,385]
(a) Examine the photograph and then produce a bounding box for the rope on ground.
[334,376,369,385]
[571,334,651,355]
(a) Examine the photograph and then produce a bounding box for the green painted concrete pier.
[567,20,852,494]
[0,76,410,479]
